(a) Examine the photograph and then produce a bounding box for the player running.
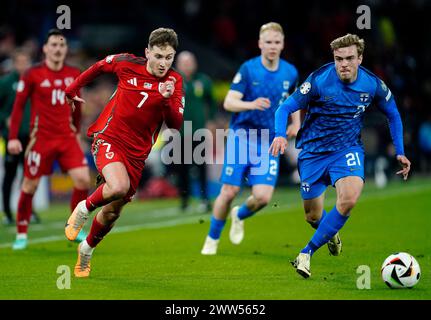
[270,34,411,278]
[201,22,301,255]
[64,28,184,277]
[8,29,90,250]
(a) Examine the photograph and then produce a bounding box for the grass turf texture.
[0,177,430,299]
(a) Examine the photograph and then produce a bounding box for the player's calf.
[251,194,271,210]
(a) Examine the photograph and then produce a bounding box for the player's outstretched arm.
[274,96,302,139]
[376,95,411,180]
[65,55,120,108]
[286,110,301,138]
[223,90,270,112]
[8,72,32,144]
[271,95,304,156]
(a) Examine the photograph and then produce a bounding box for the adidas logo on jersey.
[64,77,74,86]
[127,78,138,87]
[40,79,51,87]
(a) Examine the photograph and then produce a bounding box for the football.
[381,252,421,289]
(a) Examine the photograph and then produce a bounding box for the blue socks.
[208,216,226,240]
[208,203,255,240]
[301,206,349,256]
[237,204,255,220]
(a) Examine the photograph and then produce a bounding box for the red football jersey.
[65,53,184,161]
[9,62,81,140]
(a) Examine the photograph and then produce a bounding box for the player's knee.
[74,175,91,190]
[108,182,130,199]
[337,196,358,214]
[110,188,129,199]
[220,185,240,202]
[21,179,38,194]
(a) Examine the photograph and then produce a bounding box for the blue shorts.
[220,130,279,187]
[298,146,365,200]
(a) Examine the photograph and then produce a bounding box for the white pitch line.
[1,182,429,249]
[0,210,207,249]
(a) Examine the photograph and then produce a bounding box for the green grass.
[0,177,430,300]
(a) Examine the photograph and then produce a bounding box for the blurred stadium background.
[0,0,431,302]
[0,0,430,216]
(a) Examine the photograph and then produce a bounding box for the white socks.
[79,200,89,215]
[16,233,27,240]
[80,240,94,255]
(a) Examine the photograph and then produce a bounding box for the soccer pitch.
[0,177,430,300]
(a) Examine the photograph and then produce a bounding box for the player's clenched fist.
[7,139,23,155]
[159,76,176,98]
[251,97,271,111]
[269,136,288,157]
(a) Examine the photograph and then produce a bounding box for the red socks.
[86,215,114,248]
[70,188,89,213]
[85,183,111,212]
[16,192,34,234]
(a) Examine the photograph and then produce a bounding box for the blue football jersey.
[291,62,395,156]
[229,56,298,138]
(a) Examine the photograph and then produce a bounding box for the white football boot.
[229,206,244,245]
[327,232,342,256]
[74,241,94,278]
[291,252,312,278]
[201,236,219,255]
[65,200,90,241]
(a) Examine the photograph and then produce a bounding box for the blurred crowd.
[168,0,431,176]
[0,0,430,208]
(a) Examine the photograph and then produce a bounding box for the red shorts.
[24,134,88,179]
[91,138,145,202]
